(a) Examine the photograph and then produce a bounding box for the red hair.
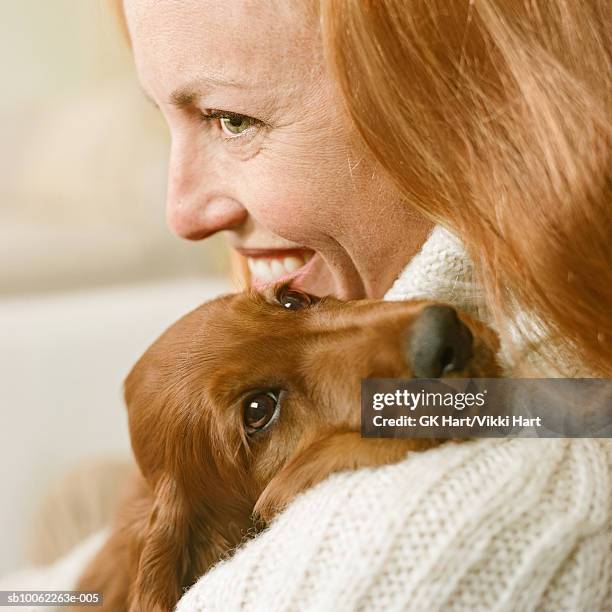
[322,0,611,374]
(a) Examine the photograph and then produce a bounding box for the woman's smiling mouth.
[236,248,316,287]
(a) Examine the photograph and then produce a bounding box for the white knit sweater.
[178,439,612,612]
[2,227,610,612]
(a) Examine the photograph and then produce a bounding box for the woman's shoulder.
[178,439,612,611]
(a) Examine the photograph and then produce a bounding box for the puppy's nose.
[406,305,473,377]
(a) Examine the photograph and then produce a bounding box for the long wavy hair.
[322,0,611,374]
[110,0,611,374]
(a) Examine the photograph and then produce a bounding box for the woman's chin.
[288,255,338,298]
[287,254,367,301]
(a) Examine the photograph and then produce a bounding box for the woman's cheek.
[245,188,322,244]
[240,147,352,242]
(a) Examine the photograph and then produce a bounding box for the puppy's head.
[124,286,499,608]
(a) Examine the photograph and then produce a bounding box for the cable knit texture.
[177,440,612,612]
[1,227,610,612]
[385,226,485,320]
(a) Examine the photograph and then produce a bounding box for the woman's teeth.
[247,253,312,283]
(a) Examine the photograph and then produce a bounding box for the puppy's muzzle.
[406,305,474,377]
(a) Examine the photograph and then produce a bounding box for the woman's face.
[125,0,431,299]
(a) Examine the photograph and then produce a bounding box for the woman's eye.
[243,390,280,434]
[219,115,254,137]
[275,286,314,311]
[199,110,261,140]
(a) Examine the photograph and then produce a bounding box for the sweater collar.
[384,225,487,321]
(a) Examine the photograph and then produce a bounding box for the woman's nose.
[166,144,248,241]
[167,194,248,241]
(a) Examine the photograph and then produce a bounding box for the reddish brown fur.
[71,289,499,611]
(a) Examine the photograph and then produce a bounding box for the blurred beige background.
[0,1,232,574]
[0,0,229,295]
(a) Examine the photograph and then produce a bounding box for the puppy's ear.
[71,475,151,612]
[129,475,192,612]
[72,524,134,612]
[131,472,244,611]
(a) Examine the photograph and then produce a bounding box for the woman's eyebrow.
[169,76,248,109]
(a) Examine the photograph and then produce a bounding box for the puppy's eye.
[276,286,313,311]
[243,391,280,434]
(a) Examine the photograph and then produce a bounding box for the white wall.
[0,278,231,575]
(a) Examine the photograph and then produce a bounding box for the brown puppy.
[72,285,500,612]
